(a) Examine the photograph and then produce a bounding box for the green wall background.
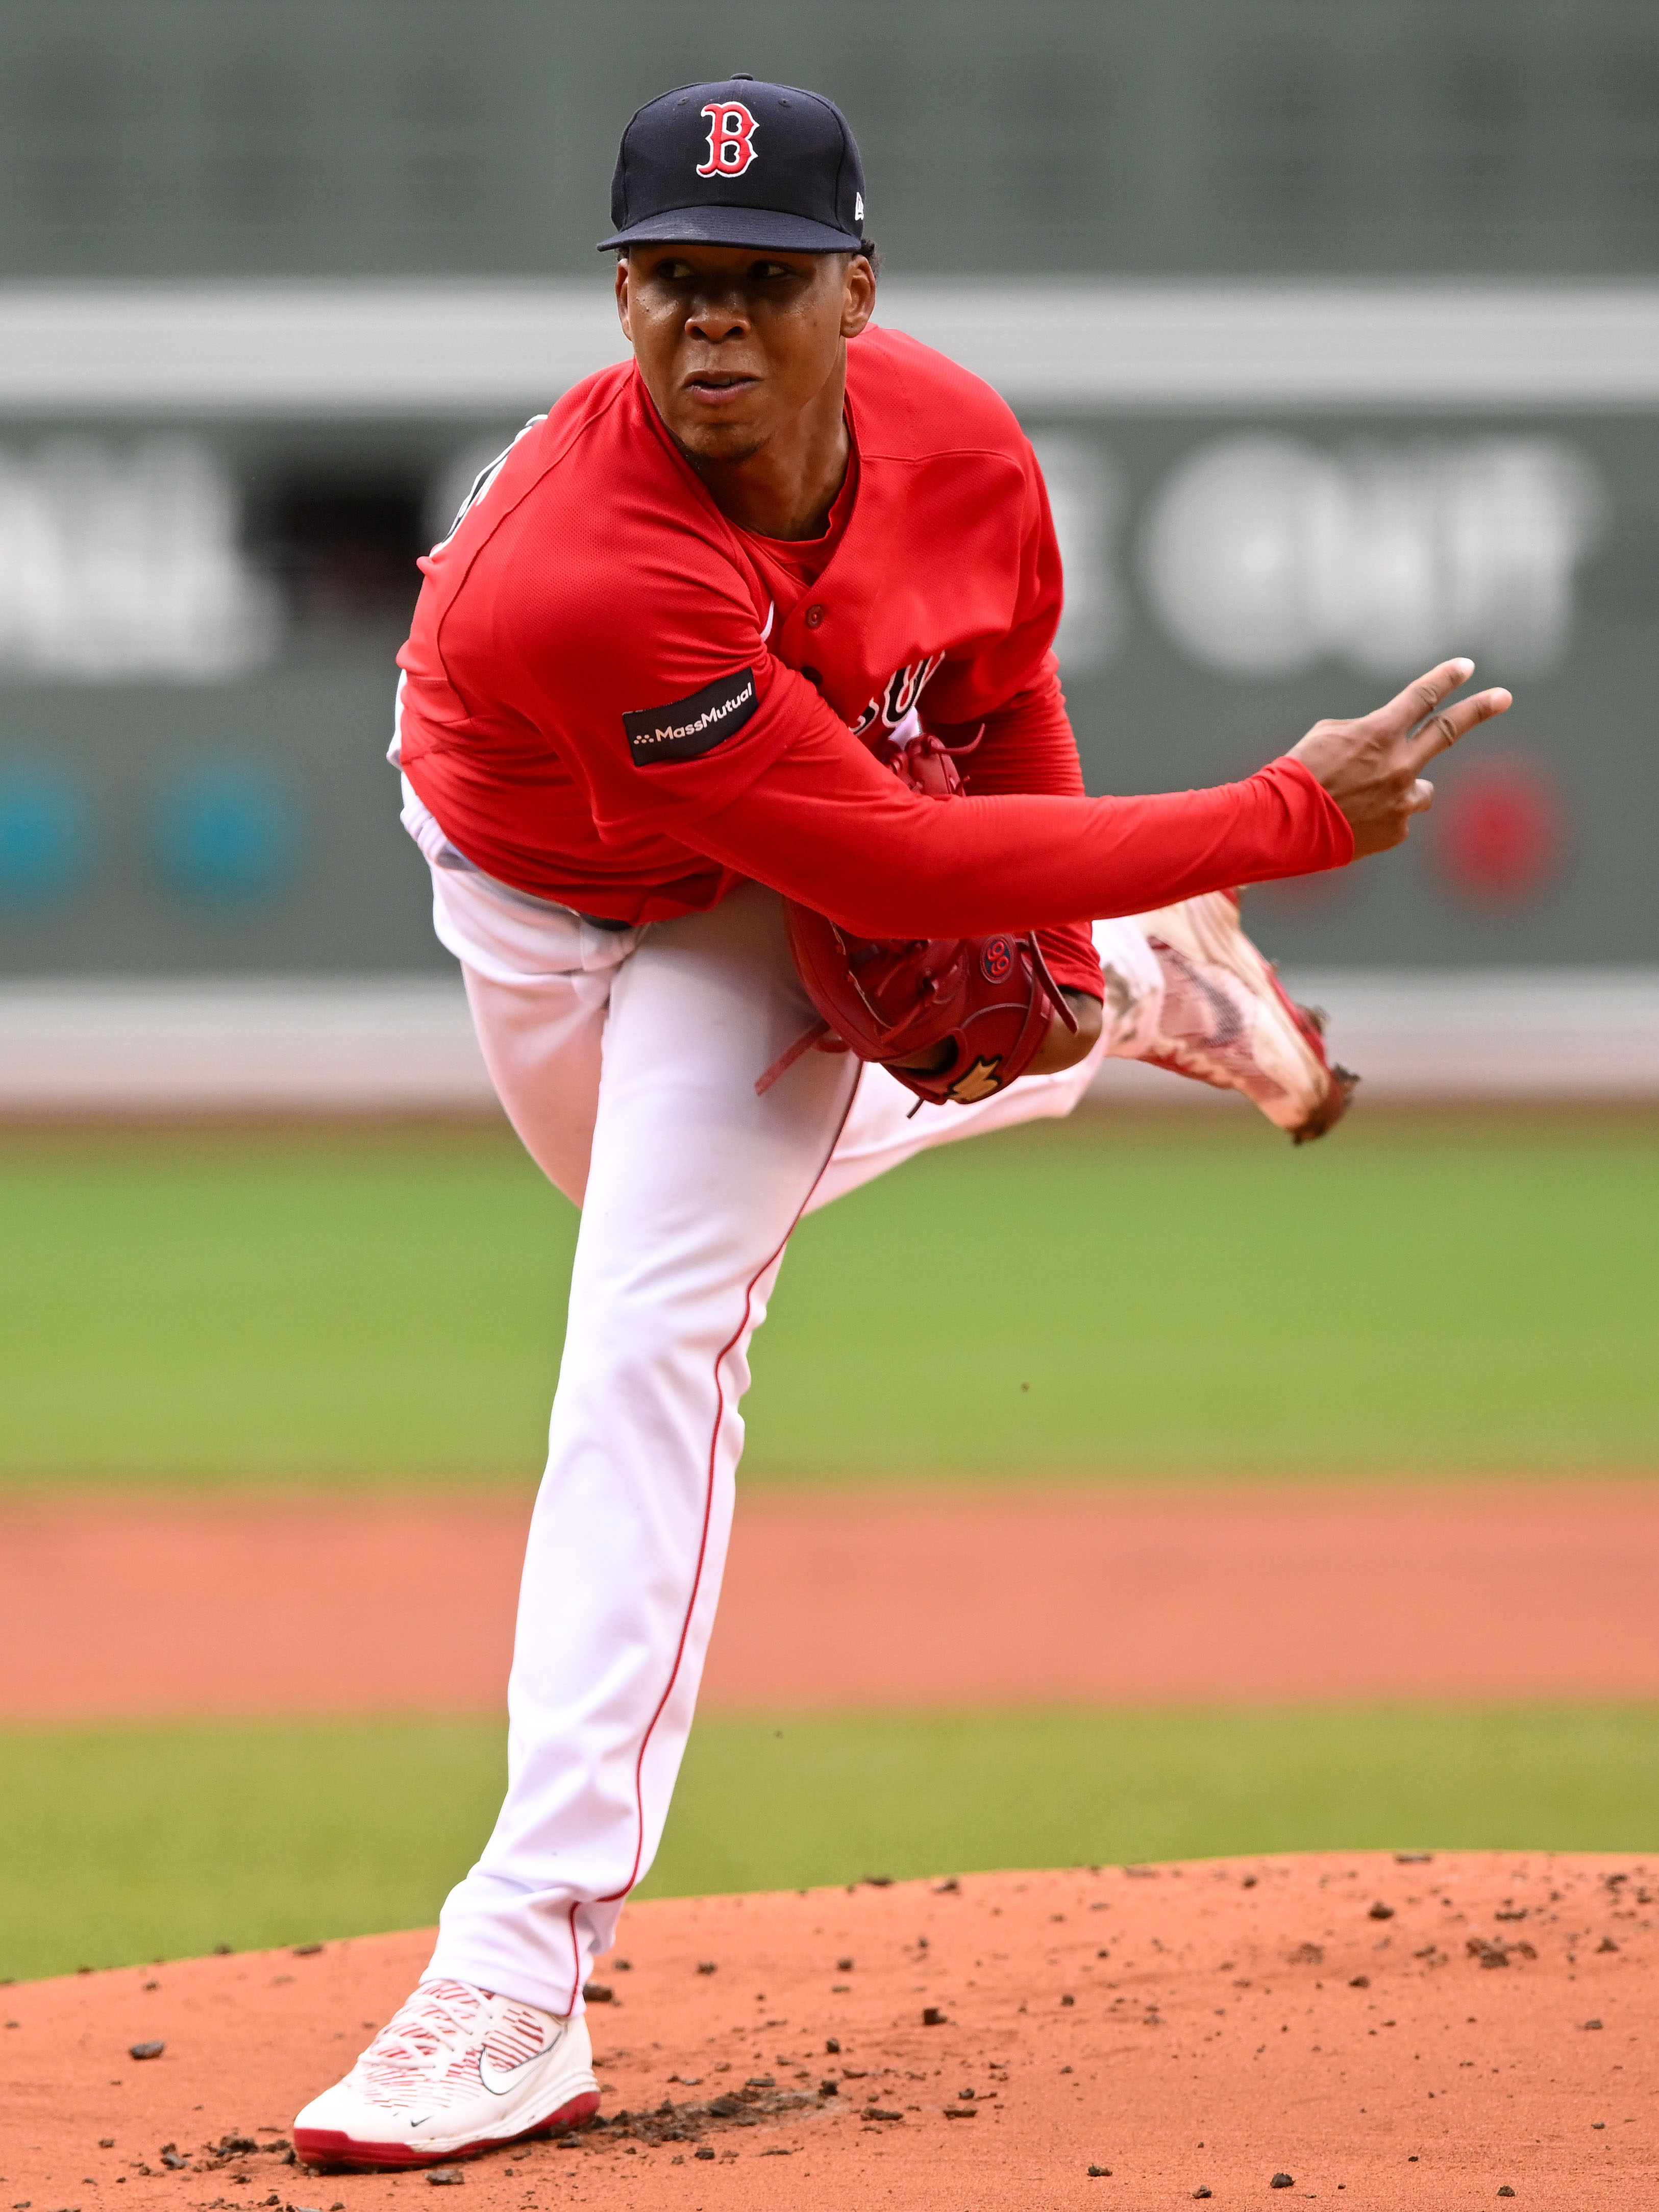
[2,0,1654,280]
[0,1,1653,977]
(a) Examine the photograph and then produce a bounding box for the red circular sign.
[1434,757,1563,905]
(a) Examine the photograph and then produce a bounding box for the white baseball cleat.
[1133,890,1358,1143]
[292,1976,600,2169]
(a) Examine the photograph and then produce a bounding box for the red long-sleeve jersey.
[395,325,1352,998]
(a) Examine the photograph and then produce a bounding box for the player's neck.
[681,368,851,542]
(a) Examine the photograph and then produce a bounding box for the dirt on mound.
[3,1853,1652,2209]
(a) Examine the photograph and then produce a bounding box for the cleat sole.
[294,2090,601,2171]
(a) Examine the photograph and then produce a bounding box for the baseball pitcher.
[293,77,1509,2166]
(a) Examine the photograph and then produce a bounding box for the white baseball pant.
[402,784,1163,2016]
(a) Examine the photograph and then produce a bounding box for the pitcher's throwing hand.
[1292,657,1513,857]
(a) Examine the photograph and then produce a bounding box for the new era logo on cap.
[598,76,867,256]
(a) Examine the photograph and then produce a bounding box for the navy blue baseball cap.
[597,76,868,254]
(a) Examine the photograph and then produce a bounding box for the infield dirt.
[3,1854,1653,2209]
[5,1482,1659,1718]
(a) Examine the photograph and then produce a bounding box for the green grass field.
[4,1706,1656,1983]
[4,1111,1654,1984]
[2,1108,1656,1485]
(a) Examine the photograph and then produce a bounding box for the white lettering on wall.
[1140,435,1604,679]
[0,438,278,682]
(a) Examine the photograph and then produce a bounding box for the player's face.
[616,245,875,466]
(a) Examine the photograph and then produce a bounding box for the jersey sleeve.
[500,544,1353,933]
[473,430,1352,935]
[483,513,811,838]
[684,698,1354,935]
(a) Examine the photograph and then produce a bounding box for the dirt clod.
[127,2043,164,2061]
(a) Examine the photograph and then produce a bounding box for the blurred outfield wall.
[0,0,1655,986]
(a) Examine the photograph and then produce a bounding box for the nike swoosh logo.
[478,2041,556,2096]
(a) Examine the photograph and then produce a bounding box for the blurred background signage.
[0,0,1654,988]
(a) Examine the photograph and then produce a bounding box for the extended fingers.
[1402,684,1513,772]
[1373,656,1476,735]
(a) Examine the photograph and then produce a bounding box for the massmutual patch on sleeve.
[623,667,759,767]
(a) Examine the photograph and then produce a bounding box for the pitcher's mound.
[3,1853,1650,2209]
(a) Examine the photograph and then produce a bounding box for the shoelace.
[355,1979,492,2099]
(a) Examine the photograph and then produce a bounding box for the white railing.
[2,971,1655,1112]
[1,281,1656,414]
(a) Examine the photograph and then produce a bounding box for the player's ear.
[614,252,632,339]
[839,251,877,340]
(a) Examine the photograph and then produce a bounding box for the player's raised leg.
[1129,889,1358,1143]
[806,915,1162,1208]
[402,784,636,1206]
[805,885,1354,1211]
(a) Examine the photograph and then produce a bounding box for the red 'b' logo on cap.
[698,101,759,177]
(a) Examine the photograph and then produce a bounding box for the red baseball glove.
[757,731,1076,1107]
